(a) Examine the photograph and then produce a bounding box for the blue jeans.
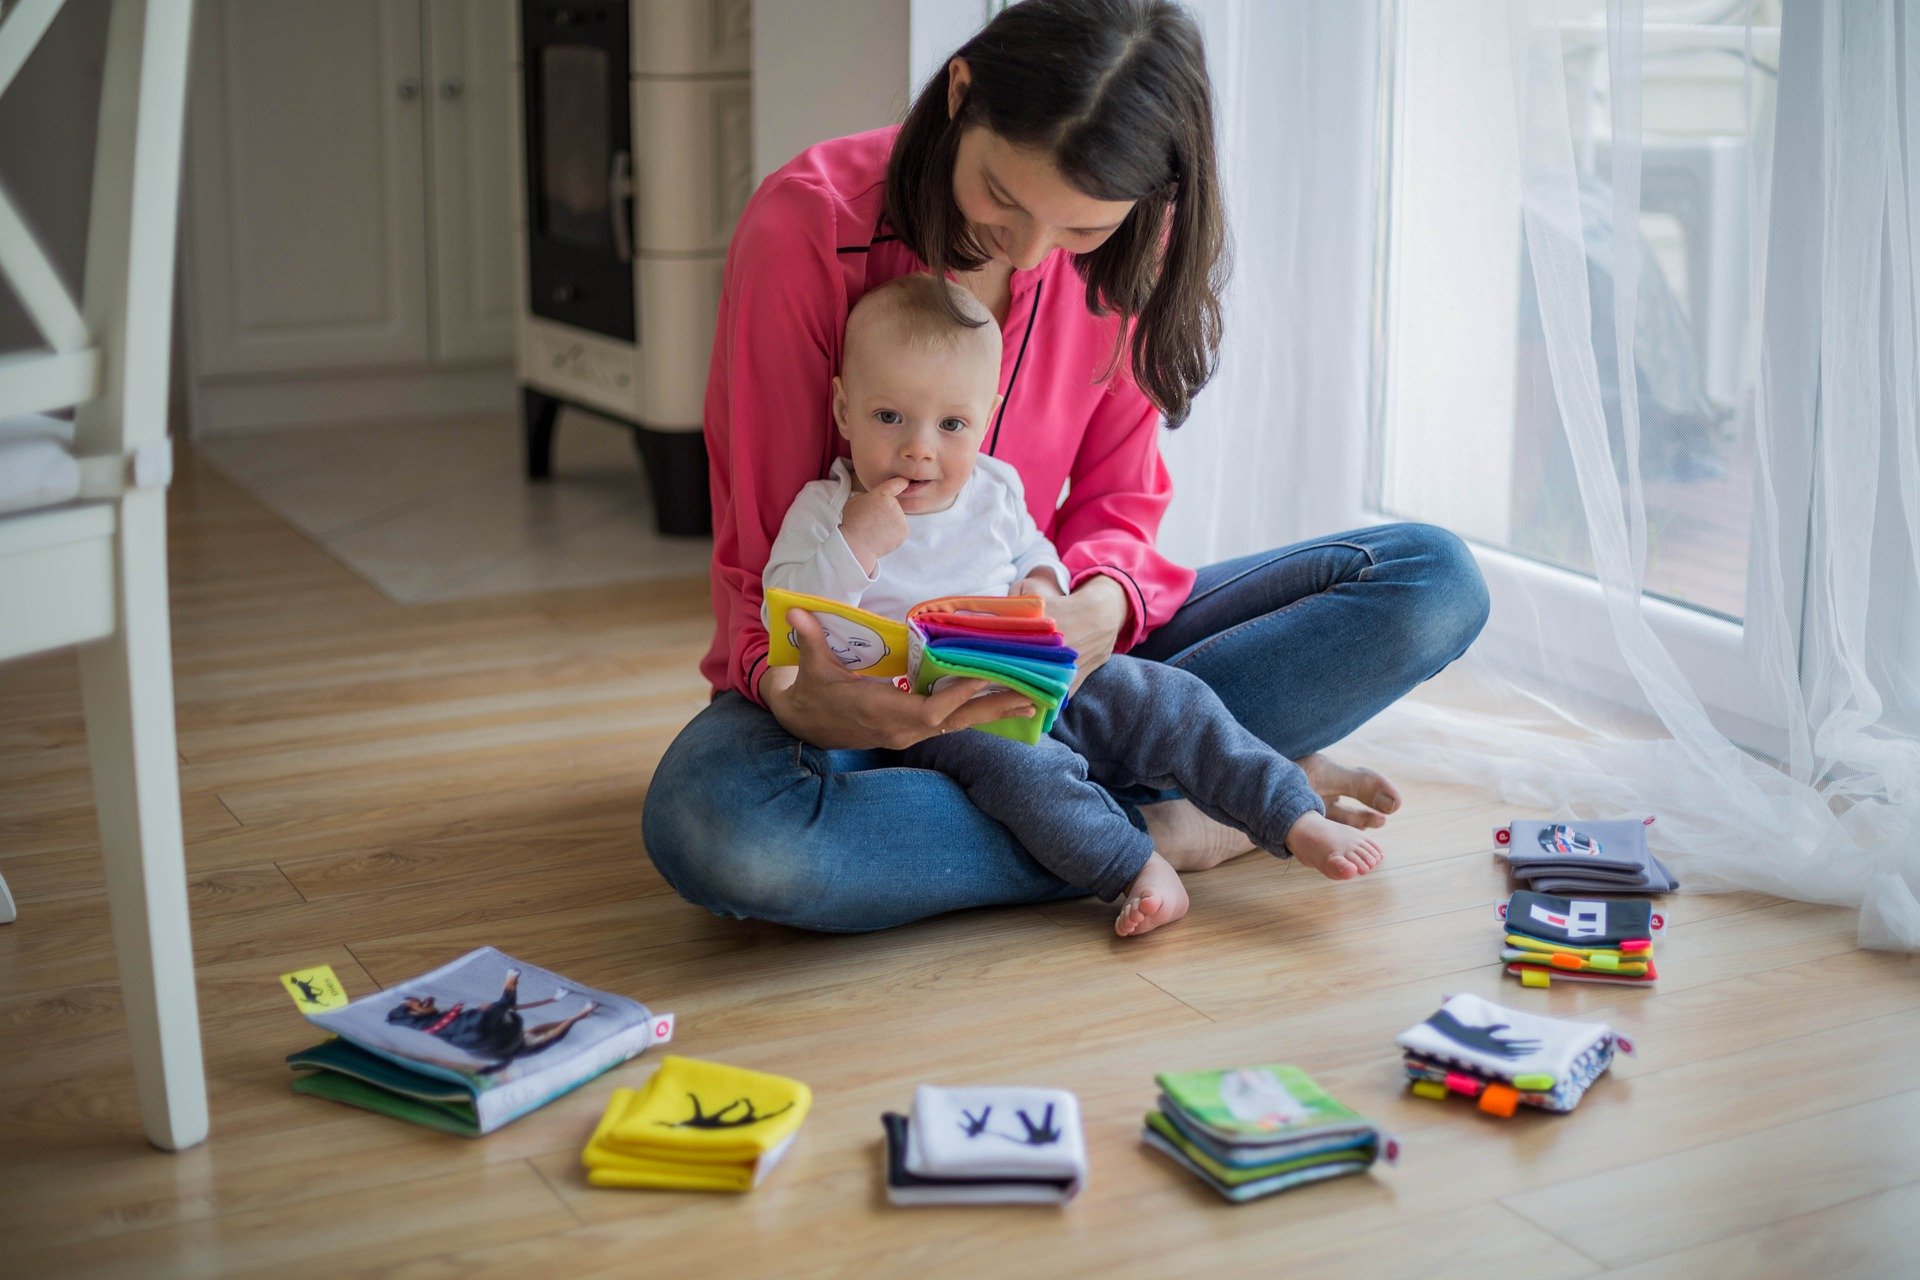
[903,655,1327,901]
[641,523,1490,932]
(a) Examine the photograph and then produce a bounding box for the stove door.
[522,0,635,341]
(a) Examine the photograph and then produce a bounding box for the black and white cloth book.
[882,1114,1077,1206]
[1394,993,1616,1086]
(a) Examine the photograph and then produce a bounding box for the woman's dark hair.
[885,0,1227,426]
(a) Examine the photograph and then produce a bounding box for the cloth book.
[886,1085,1087,1204]
[1494,819,1679,893]
[1141,1065,1391,1203]
[1498,891,1666,988]
[1396,994,1627,1116]
[581,1055,812,1191]
[286,946,668,1136]
[765,587,1077,744]
[882,1114,1078,1205]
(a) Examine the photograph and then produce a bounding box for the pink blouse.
[701,126,1197,701]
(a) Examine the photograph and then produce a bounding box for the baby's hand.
[840,477,911,573]
[1010,573,1064,599]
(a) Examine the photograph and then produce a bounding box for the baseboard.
[187,365,516,437]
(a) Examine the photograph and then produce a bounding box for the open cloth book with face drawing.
[764,587,1078,745]
[284,947,673,1136]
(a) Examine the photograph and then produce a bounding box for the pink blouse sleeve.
[1051,376,1198,652]
[705,177,847,703]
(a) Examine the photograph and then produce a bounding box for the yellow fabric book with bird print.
[582,1055,813,1191]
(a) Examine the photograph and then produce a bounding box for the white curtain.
[1160,0,1380,564]
[1181,0,1920,951]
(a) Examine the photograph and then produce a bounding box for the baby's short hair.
[842,273,1001,378]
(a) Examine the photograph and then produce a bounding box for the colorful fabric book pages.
[1499,890,1663,989]
[1496,819,1679,893]
[765,588,1077,744]
[287,946,666,1135]
[1396,994,1623,1116]
[1142,1065,1388,1202]
[581,1055,811,1192]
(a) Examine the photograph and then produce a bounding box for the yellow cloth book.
[581,1056,811,1191]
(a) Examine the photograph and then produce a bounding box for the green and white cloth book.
[1143,1065,1394,1202]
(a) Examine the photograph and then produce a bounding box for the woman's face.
[947,60,1137,272]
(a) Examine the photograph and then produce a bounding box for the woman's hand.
[761,608,1039,749]
[1030,574,1129,693]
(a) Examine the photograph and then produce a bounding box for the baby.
[764,274,1382,937]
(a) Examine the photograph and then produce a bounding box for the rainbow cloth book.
[764,587,1078,744]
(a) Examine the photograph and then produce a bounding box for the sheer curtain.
[1158,0,1379,565]
[1349,0,1919,951]
[1179,0,1919,951]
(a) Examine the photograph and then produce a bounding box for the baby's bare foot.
[1142,798,1255,872]
[1285,811,1385,880]
[1298,754,1402,829]
[1116,852,1190,937]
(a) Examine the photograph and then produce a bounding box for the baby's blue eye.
[874,409,902,425]
[940,418,969,433]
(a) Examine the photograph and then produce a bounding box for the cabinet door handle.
[440,77,463,99]
[397,78,420,100]
[609,150,634,265]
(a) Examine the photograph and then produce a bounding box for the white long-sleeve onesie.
[764,456,1069,618]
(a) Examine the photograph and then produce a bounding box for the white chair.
[0,0,205,1151]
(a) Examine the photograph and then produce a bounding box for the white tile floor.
[195,411,712,603]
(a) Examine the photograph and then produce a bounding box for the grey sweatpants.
[903,655,1325,902]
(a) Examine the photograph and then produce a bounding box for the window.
[1368,0,1796,740]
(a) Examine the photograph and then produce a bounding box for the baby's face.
[834,341,1000,514]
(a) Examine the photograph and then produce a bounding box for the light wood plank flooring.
[2,450,1914,1279]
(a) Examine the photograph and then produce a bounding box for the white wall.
[750,0,1000,182]
[751,0,911,181]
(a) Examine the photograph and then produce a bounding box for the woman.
[642,0,1489,932]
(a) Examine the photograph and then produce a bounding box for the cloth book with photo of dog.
[1141,1065,1392,1203]
[764,587,1076,744]
[287,946,671,1136]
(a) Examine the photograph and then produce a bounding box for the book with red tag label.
[1493,818,1679,893]
[1496,891,1665,989]
[286,946,673,1136]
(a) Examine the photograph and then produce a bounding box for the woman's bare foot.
[1285,812,1385,880]
[1142,798,1255,872]
[1298,754,1402,829]
[1116,852,1190,937]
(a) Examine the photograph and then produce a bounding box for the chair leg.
[77,488,208,1152]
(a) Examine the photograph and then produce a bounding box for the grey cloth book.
[1496,820,1679,893]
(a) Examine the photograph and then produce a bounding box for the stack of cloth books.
[883,1085,1087,1205]
[1141,1064,1394,1202]
[1495,818,1679,893]
[1397,993,1632,1117]
[1500,890,1664,988]
[284,946,670,1137]
[581,1055,811,1191]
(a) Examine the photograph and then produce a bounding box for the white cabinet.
[426,0,517,362]
[183,0,516,431]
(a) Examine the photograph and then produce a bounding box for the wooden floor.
[3,451,1916,1280]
